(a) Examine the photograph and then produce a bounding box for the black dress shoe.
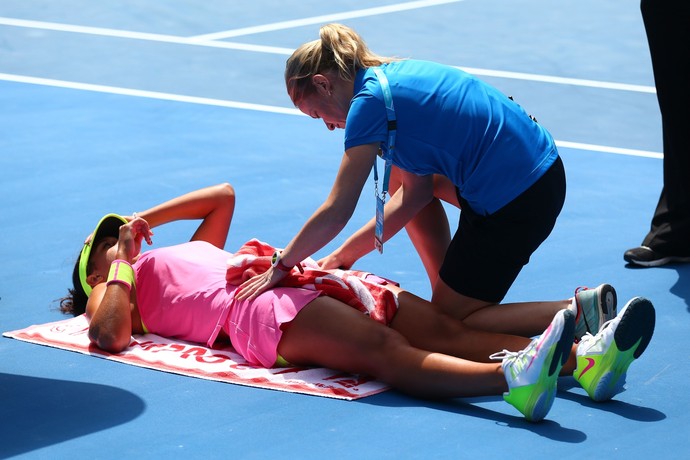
[624,246,690,267]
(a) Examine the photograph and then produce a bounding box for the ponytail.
[285,23,397,103]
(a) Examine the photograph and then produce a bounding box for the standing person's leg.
[625,0,690,266]
[388,168,457,289]
[431,157,616,338]
[432,157,576,334]
[390,289,536,363]
[431,281,570,337]
[403,198,450,288]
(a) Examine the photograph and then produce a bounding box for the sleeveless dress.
[133,241,320,367]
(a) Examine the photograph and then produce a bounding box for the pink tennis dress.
[133,241,320,367]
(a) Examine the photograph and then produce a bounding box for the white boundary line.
[189,0,464,40]
[0,16,655,93]
[0,72,662,159]
[0,73,300,115]
[458,67,655,94]
[555,141,662,159]
[0,17,295,55]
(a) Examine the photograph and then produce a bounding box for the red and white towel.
[4,315,389,400]
[226,239,399,325]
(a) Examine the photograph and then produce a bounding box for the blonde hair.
[285,23,396,104]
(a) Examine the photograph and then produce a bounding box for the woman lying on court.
[59,183,656,422]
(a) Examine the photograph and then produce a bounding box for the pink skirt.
[224,286,321,368]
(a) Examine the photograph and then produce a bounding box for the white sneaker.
[573,284,617,340]
[491,309,575,422]
[574,297,655,402]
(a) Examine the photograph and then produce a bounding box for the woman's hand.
[117,217,153,262]
[318,251,353,270]
[235,267,288,301]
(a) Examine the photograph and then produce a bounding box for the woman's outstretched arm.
[129,183,236,249]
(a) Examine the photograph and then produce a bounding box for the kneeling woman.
[59,183,655,422]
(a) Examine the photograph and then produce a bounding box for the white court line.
[0,72,662,159]
[459,67,656,94]
[0,73,300,115]
[0,16,655,93]
[555,141,662,159]
[189,0,464,40]
[0,17,295,55]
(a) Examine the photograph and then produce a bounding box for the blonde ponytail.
[285,23,396,104]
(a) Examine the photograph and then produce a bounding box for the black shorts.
[439,156,566,303]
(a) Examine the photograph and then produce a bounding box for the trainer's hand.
[318,251,353,270]
[235,267,287,301]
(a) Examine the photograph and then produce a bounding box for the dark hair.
[57,252,90,316]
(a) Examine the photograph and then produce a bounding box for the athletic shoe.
[574,284,617,340]
[624,245,690,267]
[573,297,656,402]
[490,309,575,422]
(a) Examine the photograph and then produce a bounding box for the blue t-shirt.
[344,60,558,215]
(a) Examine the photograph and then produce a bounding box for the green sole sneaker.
[574,297,655,402]
[498,309,575,422]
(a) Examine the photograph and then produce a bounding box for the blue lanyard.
[372,68,395,203]
[372,67,396,253]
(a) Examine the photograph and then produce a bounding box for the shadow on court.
[624,263,690,312]
[0,373,145,458]
[668,266,690,312]
[360,391,591,442]
[360,379,666,444]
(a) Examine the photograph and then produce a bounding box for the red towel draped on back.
[225,239,399,325]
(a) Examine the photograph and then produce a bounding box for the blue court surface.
[1,1,688,458]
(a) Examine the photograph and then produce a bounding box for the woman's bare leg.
[390,288,579,374]
[404,197,450,289]
[432,278,572,337]
[389,169,457,290]
[391,167,572,338]
[391,290,531,361]
[278,297,507,399]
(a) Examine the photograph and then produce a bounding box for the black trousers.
[640,0,690,254]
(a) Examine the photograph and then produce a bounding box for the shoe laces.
[578,317,615,348]
[489,350,515,361]
[578,331,595,345]
[489,339,537,365]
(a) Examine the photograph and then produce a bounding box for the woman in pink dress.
[58,183,655,422]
